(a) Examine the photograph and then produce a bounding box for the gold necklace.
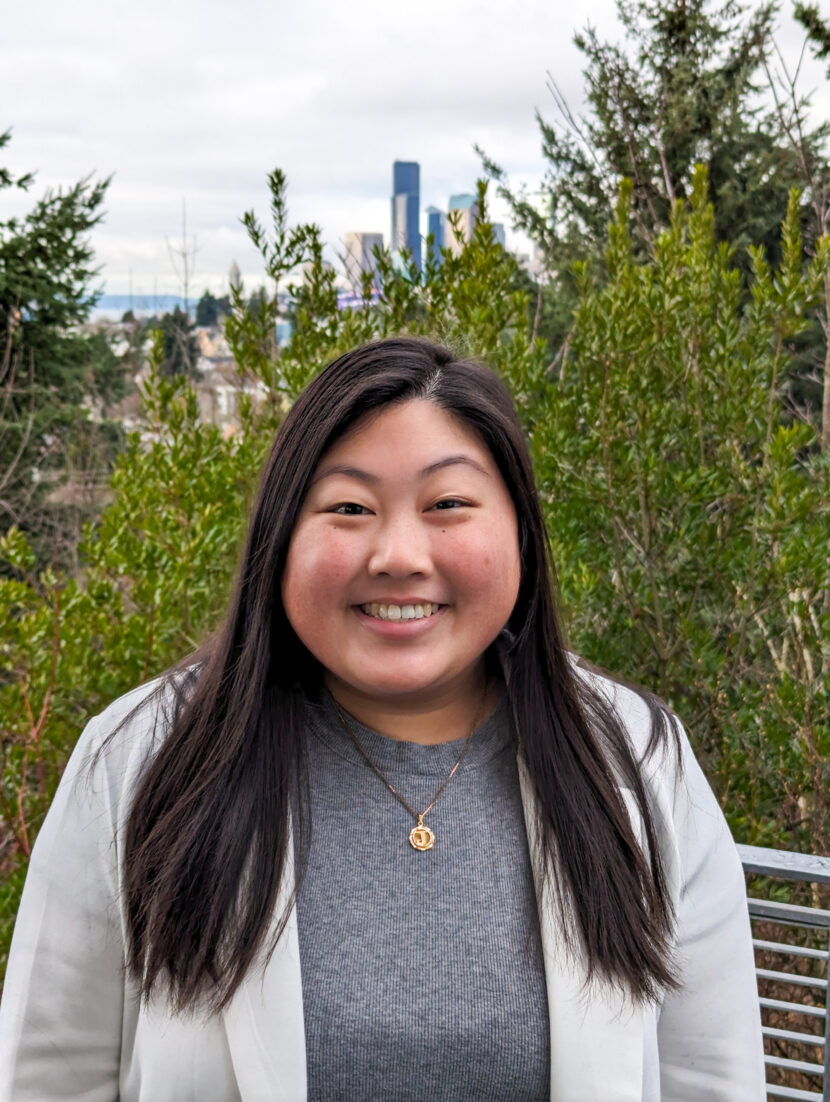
[331,694,485,851]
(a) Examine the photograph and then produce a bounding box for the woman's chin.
[325,661,487,711]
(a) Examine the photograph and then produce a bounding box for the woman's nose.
[367,514,432,577]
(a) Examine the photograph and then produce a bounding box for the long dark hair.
[123,336,678,1014]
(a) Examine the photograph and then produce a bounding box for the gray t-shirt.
[295,693,550,1102]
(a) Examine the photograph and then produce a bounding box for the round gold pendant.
[409,822,435,851]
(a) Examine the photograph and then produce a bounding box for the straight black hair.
[122,336,679,1013]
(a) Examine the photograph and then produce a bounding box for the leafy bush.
[534,168,829,850]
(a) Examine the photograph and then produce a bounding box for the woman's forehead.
[317,398,493,469]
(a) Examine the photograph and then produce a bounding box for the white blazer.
[0,669,765,1101]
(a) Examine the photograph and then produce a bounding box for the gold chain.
[331,693,486,850]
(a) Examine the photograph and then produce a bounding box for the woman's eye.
[431,498,470,511]
[329,502,370,516]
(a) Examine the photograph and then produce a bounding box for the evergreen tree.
[763,4,830,436]
[481,0,828,351]
[0,129,117,558]
[195,290,230,328]
[159,306,199,377]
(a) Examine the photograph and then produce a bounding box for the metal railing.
[738,844,830,1102]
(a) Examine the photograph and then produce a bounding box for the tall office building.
[447,193,479,256]
[391,161,421,271]
[344,232,384,290]
[426,206,448,266]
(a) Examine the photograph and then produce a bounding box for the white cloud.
[3,0,828,295]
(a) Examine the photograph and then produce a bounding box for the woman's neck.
[324,672,498,745]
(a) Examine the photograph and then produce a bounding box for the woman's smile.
[358,601,443,621]
[354,600,449,638]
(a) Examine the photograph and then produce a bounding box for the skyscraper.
[391,161,421,271]
[344,232,384,290]
[426,206,447,266]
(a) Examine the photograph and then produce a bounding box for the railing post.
[823,928,830,1102]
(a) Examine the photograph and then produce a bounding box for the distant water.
[91,294,197,321]
[91,289,379,324]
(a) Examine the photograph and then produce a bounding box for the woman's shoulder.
[568,654,663,743]
[566,652,687,791]
[90,674,168,728]
[71,668,198,798]
[84,674,170,745]
[89,664,199,736]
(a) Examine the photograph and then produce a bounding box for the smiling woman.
[282,399,521,738]
[0,337,765,1101]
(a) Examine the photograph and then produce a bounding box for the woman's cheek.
[442,523,519,597]
[286,524,363,599]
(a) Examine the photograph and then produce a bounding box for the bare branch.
[546,72,605,173]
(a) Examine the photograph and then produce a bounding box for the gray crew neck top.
[294,693,550,1102]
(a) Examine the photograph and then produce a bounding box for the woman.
[0,337,764,1100]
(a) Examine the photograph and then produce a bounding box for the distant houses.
[193,328,269,435]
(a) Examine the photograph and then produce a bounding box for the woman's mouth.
[359,602,443,622]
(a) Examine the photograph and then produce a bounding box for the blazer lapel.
[222,850,307,1102]
[518,762,645,1102]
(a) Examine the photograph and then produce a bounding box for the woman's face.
[281,398,521,711]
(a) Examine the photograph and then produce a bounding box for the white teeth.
[361,602,441,621]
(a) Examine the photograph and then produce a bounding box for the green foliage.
[504,0,824,253]
[533,167,830,850]
[0,331,267,973]
[77,330,266,700]
[794,1,830,72]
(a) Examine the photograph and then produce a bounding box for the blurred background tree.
[158,305,199,377]
[195,290,231,328]
[0,130,123,569]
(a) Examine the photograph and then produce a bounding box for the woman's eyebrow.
[311,454,490,487]
[310,464,379,487]
[421,454,490,478]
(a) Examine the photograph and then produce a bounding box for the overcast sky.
[3,0,829,299]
